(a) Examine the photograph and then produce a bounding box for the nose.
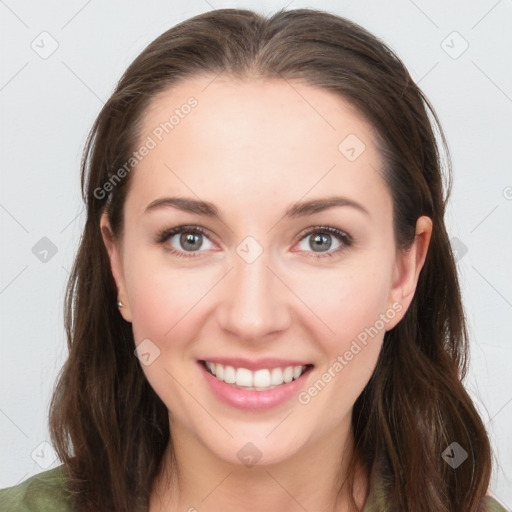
[216,249,292,342]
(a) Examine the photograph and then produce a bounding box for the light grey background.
[1,0,511,507]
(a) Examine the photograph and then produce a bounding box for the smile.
[201,360,313,391]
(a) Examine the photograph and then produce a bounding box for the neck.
[149,415,368,512]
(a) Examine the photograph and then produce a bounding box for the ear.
[100,212,132,323]
[385,216,432,330]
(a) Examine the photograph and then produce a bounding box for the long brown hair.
[49,8,493,511]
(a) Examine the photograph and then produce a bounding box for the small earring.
[117,301,124,308]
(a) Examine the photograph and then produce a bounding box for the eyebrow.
[144,195,370,218]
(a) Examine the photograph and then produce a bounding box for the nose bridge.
[217,244,291,340]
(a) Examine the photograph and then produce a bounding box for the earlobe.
[386,216,432,329]
[100,212,133,323]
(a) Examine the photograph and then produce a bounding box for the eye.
[156,225,353,260]
[156,225,215,258]
[295,226,353,259]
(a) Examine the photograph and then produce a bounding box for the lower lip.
[199,362,313,411]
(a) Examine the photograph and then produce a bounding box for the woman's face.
[101,76,430,466]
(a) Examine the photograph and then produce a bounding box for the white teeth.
[253,369,270,388]
[270,367,283,386]
[224,365,236,384]
[204,361,308,391]
[236,368,252,387]
[283,366,294,383]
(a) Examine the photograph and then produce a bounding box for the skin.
[101,75,432,511]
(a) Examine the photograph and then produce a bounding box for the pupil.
[181,232,202,251]
[178,232,332,253]
[311,233,331,252]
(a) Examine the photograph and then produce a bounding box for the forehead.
[128,75,390,219]
[141,75,378,154]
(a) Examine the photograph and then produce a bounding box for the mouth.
[198,360,314,392]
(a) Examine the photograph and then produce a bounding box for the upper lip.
[199,357,314,371]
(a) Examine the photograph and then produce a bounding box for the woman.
[0,7,507,512]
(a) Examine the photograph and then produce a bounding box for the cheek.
[295,266,390,414]
[294,259,393,344]
[124,230,395,346]
[128,270,200,344]
[125,256,205,411]
[123,245,195,342]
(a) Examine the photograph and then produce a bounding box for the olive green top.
[0,464,509,511]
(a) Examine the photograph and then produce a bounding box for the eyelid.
[156,224,353,259]
[292,225,353,259]
[294,225,353,245]
[156,224,213,244]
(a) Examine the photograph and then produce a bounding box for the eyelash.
[155,225,353,260]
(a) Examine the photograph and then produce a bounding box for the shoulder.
[363,477,510,512]
[482,494,510,512]
[0,465,74,512]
